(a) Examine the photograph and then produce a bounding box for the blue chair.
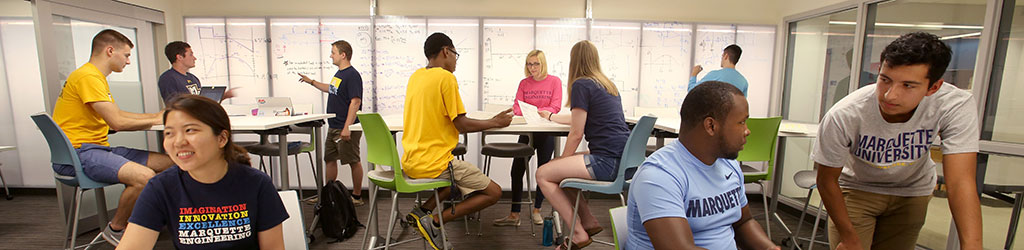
[558,115,656,247]
[31,113,116,250]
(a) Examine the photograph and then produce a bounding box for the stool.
[245,139,318,201]
[481,135,536,236]
[789,170,829,250]
[0,162,10,200]
[452,133,468,161]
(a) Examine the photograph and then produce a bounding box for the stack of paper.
[517,101,556,125]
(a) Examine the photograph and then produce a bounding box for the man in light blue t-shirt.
[626,81,777,250]
[689,44,749,96]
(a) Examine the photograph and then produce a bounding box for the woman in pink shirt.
[493,50,563,227]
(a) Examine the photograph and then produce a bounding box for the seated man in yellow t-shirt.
[402,32,514,250]
[52,29,174,246]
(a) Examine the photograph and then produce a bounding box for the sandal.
[557,236,592,250]
[585,226,603,237]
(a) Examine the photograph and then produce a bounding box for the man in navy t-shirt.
[158,41,235,104]
[298,40,365,205]
[626,81,778,250]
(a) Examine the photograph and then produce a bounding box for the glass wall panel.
[780,8,858,205]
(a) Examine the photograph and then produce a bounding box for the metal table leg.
[1005,192,1023,250]
[770,137,795,241]
[279,132,289,190]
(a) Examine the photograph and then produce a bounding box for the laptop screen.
[199,86,227,102]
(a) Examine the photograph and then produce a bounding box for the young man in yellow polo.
[402,32,514,250]
[52,29,174,246]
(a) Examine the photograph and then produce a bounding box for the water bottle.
[542,216,554,246]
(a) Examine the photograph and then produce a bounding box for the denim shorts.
[584,154,620,181]
[52,143,150,183]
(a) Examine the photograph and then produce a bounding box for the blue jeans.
[52,143,150,183]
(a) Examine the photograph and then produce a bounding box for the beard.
[718,135,740,160]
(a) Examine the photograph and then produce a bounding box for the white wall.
[1,19,50,187]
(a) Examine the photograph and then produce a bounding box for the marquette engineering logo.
[177,204,251,245]
[852,129,934,169]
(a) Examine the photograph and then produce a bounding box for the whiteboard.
[428,18,480,112]
[639,22,692,109]
[270,18,323,112]
[482,19,533,108]
[535,19,586,110]
[320,18,374,112]
[591,21,641,116]
[374,16,426,115]
[184,18,229,87]
[693,24,736,80]
[225,18,269,104]
[182,17,776,118]
[735,25,775,117]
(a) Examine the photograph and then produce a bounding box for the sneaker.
[101,223,123,246]
[414,214,451,250]
[531,211,544,225]
[405,206,429,226]
[492,215,521,227]
[351,197,365,206]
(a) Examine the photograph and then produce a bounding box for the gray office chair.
[244,124,320,202]
[32,113,115,250]
[480,133,537,236]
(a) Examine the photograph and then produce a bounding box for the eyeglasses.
[448,47,460,60]
[526,62,541,67]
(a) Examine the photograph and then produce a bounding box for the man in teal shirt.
[689,44,748,96]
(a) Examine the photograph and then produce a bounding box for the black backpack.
[316,180,363,243]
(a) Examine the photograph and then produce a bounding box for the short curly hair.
[680,81,744,130]
[879,32,951,86]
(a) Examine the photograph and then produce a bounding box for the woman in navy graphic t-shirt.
[117,95,288,250]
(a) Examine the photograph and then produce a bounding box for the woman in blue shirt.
[117,95,288,250]
[536,40,630,250]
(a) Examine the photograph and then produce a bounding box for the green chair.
[736,116,782,237]
[609,206,627,250]
[358,113,452,250]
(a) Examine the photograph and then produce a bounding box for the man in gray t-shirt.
[811,32,982,250]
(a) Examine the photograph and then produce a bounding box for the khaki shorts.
[324,128,361,164]
[827,189,931,250]
[437,159,492,197]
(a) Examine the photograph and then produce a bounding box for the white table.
[0,146,15,200]
[349,112,571,133]
[153,114,334,190]
[625,116,819,242]
[975,148,1024,250]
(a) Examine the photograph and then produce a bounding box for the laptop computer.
[199,86,227,103]
[256,97,296,116]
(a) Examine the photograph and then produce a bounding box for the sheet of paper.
[517,100,553,125]
[780,122,814,134]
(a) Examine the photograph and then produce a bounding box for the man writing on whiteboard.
[53,29,175,246]
[689,44,748,96]
[157,41,235,104]
[298,40,366,206]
